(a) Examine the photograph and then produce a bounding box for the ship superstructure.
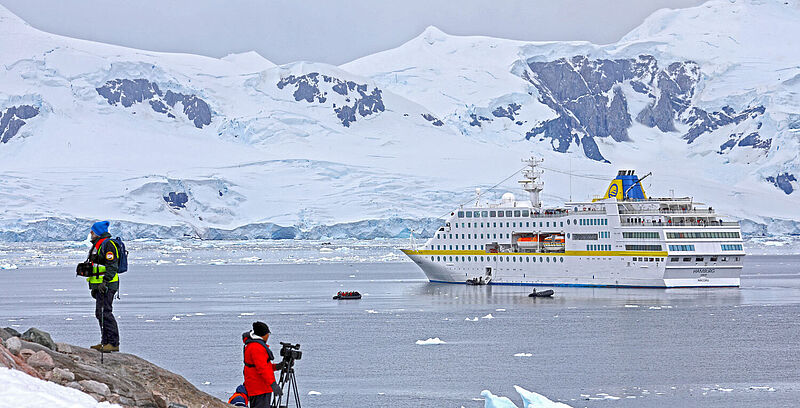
[402,158,744,288]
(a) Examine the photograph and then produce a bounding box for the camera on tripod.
[279,342,302,362]
[273,342,302,408]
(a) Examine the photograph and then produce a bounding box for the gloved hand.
[97,282,107,293]
[270,381,283,397]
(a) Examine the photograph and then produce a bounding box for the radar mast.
[519,157,544,208]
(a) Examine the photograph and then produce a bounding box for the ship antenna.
[409,229,417,251]
[519,156,544,208]
[475,188,482,207]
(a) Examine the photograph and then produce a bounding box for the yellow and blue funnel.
[601,170,647,201]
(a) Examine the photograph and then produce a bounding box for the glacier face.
[0,0,799,241]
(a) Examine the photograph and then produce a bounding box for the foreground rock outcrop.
[0,327,229,407]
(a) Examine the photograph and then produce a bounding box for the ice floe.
[415,337,446,345]
[482,386,572,408]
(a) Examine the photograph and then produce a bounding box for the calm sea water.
[1,255,799,407]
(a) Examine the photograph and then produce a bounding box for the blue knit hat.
[91,221,109,236]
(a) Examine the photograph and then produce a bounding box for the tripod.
[271,362,301,408]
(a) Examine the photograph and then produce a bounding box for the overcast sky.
[0,0,705,65]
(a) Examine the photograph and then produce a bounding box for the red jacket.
[242,332,278,396]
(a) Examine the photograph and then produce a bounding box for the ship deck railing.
[619,221,740,227]
[619,209,715,216]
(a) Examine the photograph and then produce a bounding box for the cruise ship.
[402,158,744,288]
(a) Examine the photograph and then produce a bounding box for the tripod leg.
[291,371,301,408]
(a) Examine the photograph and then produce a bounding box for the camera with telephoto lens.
[279,342,302,362]
[76,261,93,277]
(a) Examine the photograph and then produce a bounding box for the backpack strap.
[243,338,272,368]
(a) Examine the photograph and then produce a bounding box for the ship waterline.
[402,158,744,288]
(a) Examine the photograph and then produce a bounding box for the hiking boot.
[90,343,104,350]
[99,344,119,353]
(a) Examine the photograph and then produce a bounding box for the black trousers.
[249,393,272,408]
[93,289,119,346]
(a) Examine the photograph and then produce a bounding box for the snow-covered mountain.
[1,0,798,241]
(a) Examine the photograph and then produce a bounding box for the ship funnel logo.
[608,184,619,198]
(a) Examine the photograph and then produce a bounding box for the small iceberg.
[308,391,321,396]
[466,317,479,321]
[513,353,532,357]
[482,386,572,408]
[416,337,446,345]
[482,314,494,319]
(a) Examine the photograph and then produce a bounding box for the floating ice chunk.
[240,312,255,316]
[53,289,67,292]
[171,316,181,321]
[155,260,172,265]
[65,318,72,321]
[203,381,211,385]
[480,390,518,408]
[649,306,662,310]
[416,337,446,345]
[482,314,494,319]
[749,386,775,391]
[349,275,356,278]
[515,386,573,407]
[308,391,321,395]
[0,263,18,270]
[716,388,733,392]
[495,309,506,312]
[145,320,155,322]
[366,310,379,314]
[513,353,532,357]
[466,317,479,321]
[624,304,639,308]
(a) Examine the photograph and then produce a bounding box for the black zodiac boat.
[333,291,362,300]
[528,289,555,297]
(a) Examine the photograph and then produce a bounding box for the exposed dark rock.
[21,328,56,350]
[520,54,765,161]
[163,192,189,209]
[3,327,22,338]
[491,103,521,121]
[684,105,765,143]
[96,79,212,128]
[737,132,771,149]
[421,113,444,126]
[766,173,797,195]
[0,104,39,143]
[277,73,385,127]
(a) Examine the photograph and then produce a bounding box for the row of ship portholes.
[430,255,565,263]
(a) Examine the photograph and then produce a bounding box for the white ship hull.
[402,160,744,289]
[403,250,741,288]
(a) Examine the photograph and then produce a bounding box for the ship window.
[481,234,484,239]
[462,245,465,250]
[546,222,550,227]
[539,257,543,262]
[539,222,543,227]
[526,222,530,227]
[514,210,521,217]
[567,219,571,225]
[710,257,718,262]
[503,211,509,217]
[670,257,678,262]
[506,256,510,262]
[696,257,704,262]
[481,256,484,262]
[493,234,497,239]
[489,211,496,217]
[458,211,464,218]
[721,257,727,262]
[513,222,516,227]
[497,211,504,217]
[474,212,480,218]
[468,256,471,261]
[526,257,529,262]
[449,256,452,261]
[512,257,516,262]
[499,257,503,262]
[522,210,529,217]
[437,256,441,261]
[546,257,550,263]
[482,211,488,217]
[560,257,564,263]
[604,219,608,225]
[466,211,472,218]
[533,257,536,262]
[683,257,691,262]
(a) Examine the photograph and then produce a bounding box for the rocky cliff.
[0,327,229,408]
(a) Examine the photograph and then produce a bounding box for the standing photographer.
[242,321,283,408]
[81,221,120,353]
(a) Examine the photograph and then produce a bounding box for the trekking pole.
[100,299,104,365]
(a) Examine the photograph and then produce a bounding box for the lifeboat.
[516,236,539,249]
[542,235,565,251]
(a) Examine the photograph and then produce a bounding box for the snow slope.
[0,0,798,240]
[0,367,119,408]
